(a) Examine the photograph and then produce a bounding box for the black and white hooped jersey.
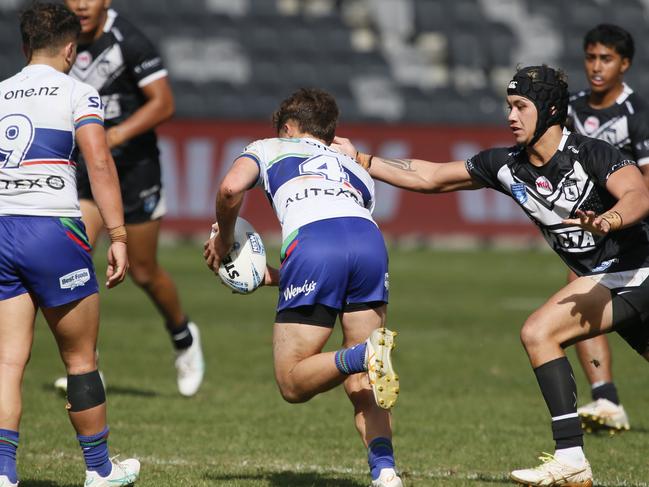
[465,129,649,276]
[70,9,167,167]
[568,83,649,166]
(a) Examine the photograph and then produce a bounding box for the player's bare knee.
[67,370,105,412]
[520,316,551,351]
[278,385,311,403]
[61,352,97,374]
[128,264,156,288]
[275,377,311,403]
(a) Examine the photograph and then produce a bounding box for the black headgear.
[507,65,569,147]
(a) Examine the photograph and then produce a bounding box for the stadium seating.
[2,0,649,123]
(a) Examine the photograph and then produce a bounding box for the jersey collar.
[558,127,570,151]
[615,82,633,105]
[22,64,57,74]
[103,9,117,33]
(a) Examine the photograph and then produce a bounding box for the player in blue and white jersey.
[204,89,402,487]
[61,0,204,398]
[0,3,138,486]
[334,65,649,486]
[565,24,649,433]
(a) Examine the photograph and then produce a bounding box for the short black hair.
[20,2,80,55]
[583,24,634,62]
[272,88,339,145]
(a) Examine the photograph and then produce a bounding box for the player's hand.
[562,209,612,236]
[106,126,126,148]
[263,265,279,287]
[106,241,128,288]
[203,228,233,274]
[331,136,357,159]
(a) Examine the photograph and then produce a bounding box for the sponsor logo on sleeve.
[59,268,91,290]
[510,183,527,204]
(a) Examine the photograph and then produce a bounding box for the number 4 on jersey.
[299,154,349,182]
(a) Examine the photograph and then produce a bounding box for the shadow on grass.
[104,385,159,397]
[20,481,76,487]
[464,472,648,487]
[205,470,366,486]
[587,426,649,435]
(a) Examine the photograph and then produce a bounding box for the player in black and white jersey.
[566,24,649,433]
[60,0,204,397]
[334,65,649,487]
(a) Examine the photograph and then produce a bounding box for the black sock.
[166,317,193,350]
[591,382,619,405]
[534,357,583,449]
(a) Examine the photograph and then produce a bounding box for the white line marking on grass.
[22,453,649,486]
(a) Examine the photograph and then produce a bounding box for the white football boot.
[54,371,105,395]
[371,468,403,487]
[84,458,140,487]
[175,322,205,397]
[365,328,399,410]
[577,398,630,433]
[510,453,592,487]
[0,475,18,487]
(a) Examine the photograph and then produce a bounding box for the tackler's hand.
[331,136,357,159]
[562,209,622,236]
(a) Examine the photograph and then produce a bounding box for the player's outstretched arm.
[331,136,480,193]
[76,123,128,287]
[204,157,260,273]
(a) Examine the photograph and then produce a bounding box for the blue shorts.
[0,216,99,308]
[277,217,389,313]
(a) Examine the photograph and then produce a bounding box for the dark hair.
[583,24,634,62]
[272,88,339,144]
[20,2,80,55]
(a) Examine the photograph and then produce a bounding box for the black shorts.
[275,301,385,328]
[77,158,166,224]
[595,270,649,355]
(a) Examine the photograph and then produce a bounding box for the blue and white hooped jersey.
[241,137,376,239]
[0,64,104,217]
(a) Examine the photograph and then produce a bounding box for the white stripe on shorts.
[588,267,649,289]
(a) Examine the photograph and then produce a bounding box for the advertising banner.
[158,121,538,238]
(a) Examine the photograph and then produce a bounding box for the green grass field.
[18,243,649,486]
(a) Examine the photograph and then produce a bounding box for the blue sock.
[0,429,18,483]
[368,437,395,480]
[78,426,111,477]
[334,342,367,375]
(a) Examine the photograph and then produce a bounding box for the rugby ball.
[211,217,266,294]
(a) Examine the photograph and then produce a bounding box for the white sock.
[554,446,586,466]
